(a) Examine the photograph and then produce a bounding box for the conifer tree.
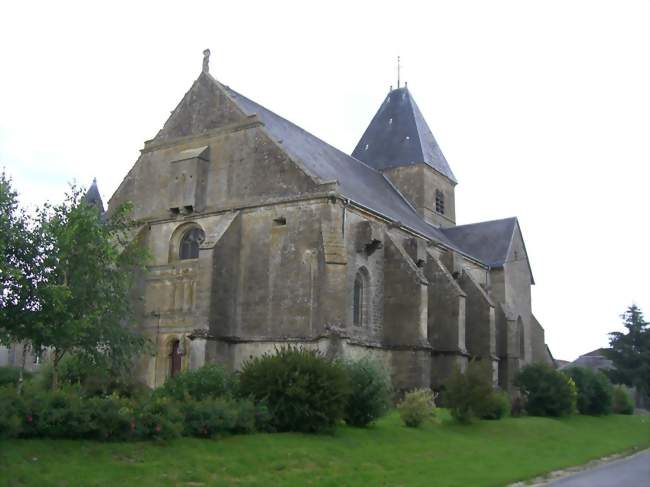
[605,305,650,402]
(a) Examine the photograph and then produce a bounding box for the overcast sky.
[1,0,648,361]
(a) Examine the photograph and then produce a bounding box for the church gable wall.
[501,226,533,362]
[109,121,321,223]
[530,314,552,365]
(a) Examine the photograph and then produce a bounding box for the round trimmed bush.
[238,347,350,433]
[563,366,613,415]
[612,385,634,415]
[397,388,436,427]
[343,358,392,427]
[515,363,576,417]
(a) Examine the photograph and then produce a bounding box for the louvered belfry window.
[435,190,445,214]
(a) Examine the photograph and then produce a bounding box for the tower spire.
[397,56,401,89]
[202,49,211,74]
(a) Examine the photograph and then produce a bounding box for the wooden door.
[170,340,181,377]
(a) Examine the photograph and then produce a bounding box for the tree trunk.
[52,349,64,390]
[18,343,27,395]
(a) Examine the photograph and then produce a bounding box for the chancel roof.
[352,87,457,183]
[442,217,517,268]
[442,217,535,283]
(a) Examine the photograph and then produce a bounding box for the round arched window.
[179,227,205,260]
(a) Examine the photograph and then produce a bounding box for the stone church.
[103,51,554,391]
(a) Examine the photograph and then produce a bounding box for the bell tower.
[352,86,457,228]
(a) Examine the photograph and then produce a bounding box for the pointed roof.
[352,87,457,183]
[442,217,535,283]
[84,178,105,213]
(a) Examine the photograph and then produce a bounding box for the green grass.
[1,411,649,486]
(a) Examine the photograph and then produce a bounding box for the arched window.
[169,339,182,377]
[353,268,370,327]
[435,189,445,214]
[179,227,205,260]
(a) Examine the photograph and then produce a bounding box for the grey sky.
[1,0,648,361]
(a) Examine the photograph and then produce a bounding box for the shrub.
[238,347,350,433]
[480,390,511,420]
[21,386,91,438]
[181,398,238,437]
[397,388,436,427]
[181,397,258,437]
[515,363,576,417]
[39,354,149,398]
[85,395,136,441]
[161,363,236,401]
[0,386,22,438]
[443,360,494,423]
[134,396,183,440]
[563,367,613,415]
[342,358,392,427]
[612,385,634,415]
[0,367,32,388]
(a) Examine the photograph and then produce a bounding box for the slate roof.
[442,217,518,268]
[221,79,458,248]
[351,87,457,183]
[561,349,614,371]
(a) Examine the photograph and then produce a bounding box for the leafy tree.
[563,366,613,415]
[2,177,149,390]
[515,363,576,416]
[21,186,149,388]
[0,171,49,388]
[605,305,650,402]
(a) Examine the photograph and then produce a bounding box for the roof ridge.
[404,89,427,165]
[221,83,385,176]
[448,216,518,229]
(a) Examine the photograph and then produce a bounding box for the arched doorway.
[169,339,182,377]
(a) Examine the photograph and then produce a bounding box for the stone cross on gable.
[202,49,210,74]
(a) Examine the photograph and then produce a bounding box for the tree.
[0,171,49,389]
[8,183,150,388]
[605,305,650,403]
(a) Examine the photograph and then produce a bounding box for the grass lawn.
[1,411,648,486]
